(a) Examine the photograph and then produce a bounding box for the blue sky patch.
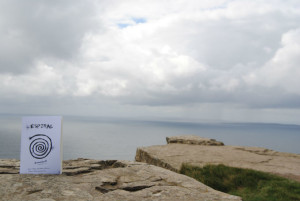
[132,17,147,24]
[117,23,130,28]
[117,17,147,29]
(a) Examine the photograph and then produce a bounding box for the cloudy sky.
[1,0,300,124]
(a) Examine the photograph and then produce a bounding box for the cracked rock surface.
[0,158,241,201]
[136,135,300,182]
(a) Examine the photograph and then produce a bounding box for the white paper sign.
[20,116,63,174]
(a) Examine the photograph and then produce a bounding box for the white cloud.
[1,0,300,123]
[245,28,300,94]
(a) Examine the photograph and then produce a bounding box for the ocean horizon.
[1,114,300,161]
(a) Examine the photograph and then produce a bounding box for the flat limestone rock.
[136,136,300,182]
[166,135,224,146]
[0,158,241,201]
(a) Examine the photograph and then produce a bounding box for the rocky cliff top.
[136,135,300,182]
[0,158,241,201]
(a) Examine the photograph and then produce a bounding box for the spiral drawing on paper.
[29,134,52,159]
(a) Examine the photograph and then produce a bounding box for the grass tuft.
[180,164,300,201]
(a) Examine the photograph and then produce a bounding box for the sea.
[1,114,300,161]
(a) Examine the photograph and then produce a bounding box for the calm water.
[1,115,300,160]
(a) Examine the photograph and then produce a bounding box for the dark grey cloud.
[118,82,300,109]
[0,0,98,74]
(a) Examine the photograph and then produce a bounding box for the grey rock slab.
[0,158,241,201]
[136,143,300,182]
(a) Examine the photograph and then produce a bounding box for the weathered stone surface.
[0,159,20,174]
[166,135,224,146]
[136,136,300,182]
[0,158,241,201]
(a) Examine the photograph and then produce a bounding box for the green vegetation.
[180,164,300,201]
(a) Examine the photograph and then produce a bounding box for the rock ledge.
[136,135,300,182]
[0,158,241,201]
